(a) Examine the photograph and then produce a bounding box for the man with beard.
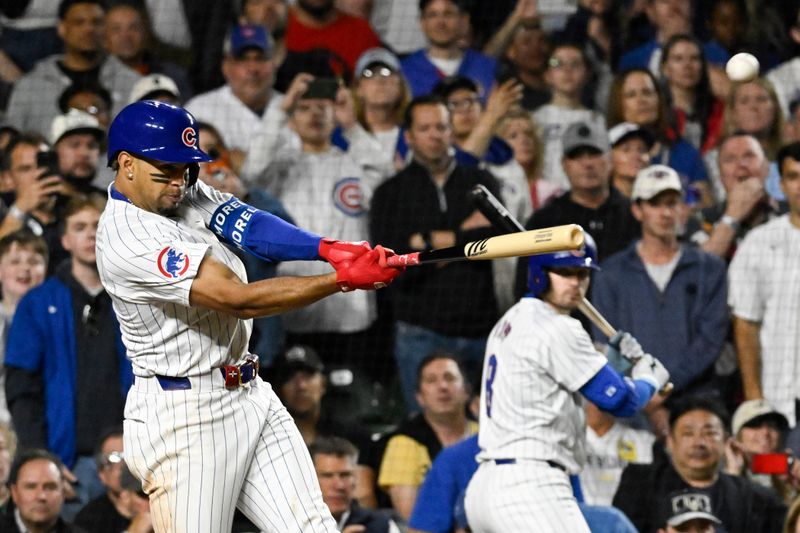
[284,0,381,80]
[5,0,140,136]
[613,396,786,533]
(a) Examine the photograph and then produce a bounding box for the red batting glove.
[335,245,404,292]
[319,238,372,269]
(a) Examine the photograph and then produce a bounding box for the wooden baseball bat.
[384,224,585,267]
[469,184,674,394]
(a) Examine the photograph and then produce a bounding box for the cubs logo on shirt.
[332,177,366,216]
[157,246,190,278]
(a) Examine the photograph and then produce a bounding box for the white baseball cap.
[731,399,789,435]
[631,164,682,201]
[128,74,181,104]
[50,108,104,145]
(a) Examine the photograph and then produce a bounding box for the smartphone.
[36,150,59,178]
[302,78,340,101]
[751,453,792,475]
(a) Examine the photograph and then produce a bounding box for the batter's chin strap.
[186,163,200,187]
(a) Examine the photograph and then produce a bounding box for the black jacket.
[613,459,787,533]
[370,160,502,337]
[343,502,397,533]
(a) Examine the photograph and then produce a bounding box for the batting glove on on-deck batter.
[318,238,372,269]
[604,331,637,373]
[632,353,671,391]
[335,245,404,291]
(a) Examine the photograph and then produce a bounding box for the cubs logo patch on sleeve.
[157,246,190,278]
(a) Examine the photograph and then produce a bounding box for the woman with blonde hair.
[498,108,561,210]
[346,47,412,169]
[704,77,785,202]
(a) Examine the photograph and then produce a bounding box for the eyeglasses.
[446,97,480,111]
[100,451,124,468]
[548,57,585,70]
[361,66,394,79]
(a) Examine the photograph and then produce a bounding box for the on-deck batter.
[464,234,670,532]
[95,100,403,533]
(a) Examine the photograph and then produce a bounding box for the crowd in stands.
[1,0,800,531]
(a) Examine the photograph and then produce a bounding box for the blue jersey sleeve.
[579,364,655,417]
[210,198,321,262]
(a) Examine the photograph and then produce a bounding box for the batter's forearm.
[733,316,763,399]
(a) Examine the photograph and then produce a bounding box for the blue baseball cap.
[225,24,272,57]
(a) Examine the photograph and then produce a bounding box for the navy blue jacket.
[590,242,728,392]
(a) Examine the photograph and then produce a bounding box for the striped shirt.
[477,297,607,474]
[96,180,252,378]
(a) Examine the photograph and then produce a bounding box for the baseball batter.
[95,100,403,533]
[464,234,670,532]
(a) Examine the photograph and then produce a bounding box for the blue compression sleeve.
[580,364,656,417]
[210,198,322,262]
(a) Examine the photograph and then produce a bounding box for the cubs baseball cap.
[608,122,655,149]
[731,399,789,435]
[273,344,324,375]
[224,24,272,57]
[631,164,683,201]
[355,48,401,78]
[661,490,721,528]
[129,74,181,104]
[50,108,104,145]
[562,122,610,157]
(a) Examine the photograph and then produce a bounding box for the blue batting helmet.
[527,232,600,297]
[106,100,212,186]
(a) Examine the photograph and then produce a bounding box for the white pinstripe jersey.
[96,180,253,378]
[477,297,607,473]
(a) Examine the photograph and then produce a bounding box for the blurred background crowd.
[1,0,800,531]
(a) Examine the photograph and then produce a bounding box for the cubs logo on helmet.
[182,127,197,147]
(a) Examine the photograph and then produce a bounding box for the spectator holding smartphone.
[724,399,800,504]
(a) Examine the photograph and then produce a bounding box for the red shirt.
[285,8,382,78]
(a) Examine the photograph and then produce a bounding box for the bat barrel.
[463,224,585,260]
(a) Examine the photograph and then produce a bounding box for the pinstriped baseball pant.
[465,460,591,533]
[123,375,337,533]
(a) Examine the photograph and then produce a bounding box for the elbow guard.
[580,365,655,417]
[210,198,321,262]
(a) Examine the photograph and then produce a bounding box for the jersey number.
[485,354,498,418]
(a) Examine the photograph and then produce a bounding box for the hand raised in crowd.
[343,525,366,533]
[60,465,78,501]
[334,85,356,130]
[14,172,68,214]
[725,176,766,222]
[483,79,524,125]
[280,72,316,114]
[723,437,747,475]
[511,0,538,20]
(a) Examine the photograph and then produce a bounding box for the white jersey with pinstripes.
[96,179,252,377]
[477,297,607,474]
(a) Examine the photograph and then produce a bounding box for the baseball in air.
[725,53,760,82]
